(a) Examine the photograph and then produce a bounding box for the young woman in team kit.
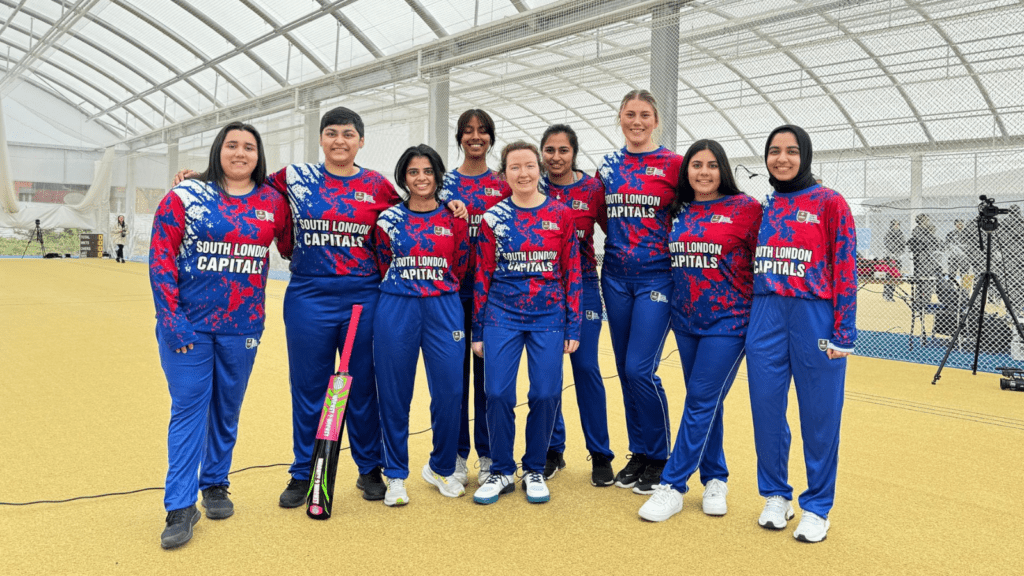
[747,125,857,543]
[151,122,292,549]
[637,140,762,522]
[597,90,684,494]
[437,109,512,486]
[538,124,615,486]
[471,141,582,505]
[374,144,470,506]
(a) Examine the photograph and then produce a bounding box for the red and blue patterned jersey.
[267,163,400,277]
[149,181,293,350]
[753,184,858,349]
[669,194,762,336]
[438,169,512,297]
[540,173,606,283]
[473,196,582,341]
[597,146,683,279]
[374,203,470,297]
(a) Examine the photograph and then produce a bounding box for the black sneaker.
[632,458,667,495]
[356,466,386,501]
[589,452,614,487]
[543,450,566,480]
[279,477,307,509]
[201,485,234,519]
[160,504,200,550]
[613,453,647,489]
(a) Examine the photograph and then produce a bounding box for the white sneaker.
[383,477,408,507]
[453,456,469,486]
[522,471,550,503]
[473,473,514,505]
[476,456,493,485]
[702,479,728,516]
[421,464,466,498]
[758,496,794,529]
[638,484,683,522]
[793,511,830,543]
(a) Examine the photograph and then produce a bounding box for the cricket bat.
[306,304,363,520]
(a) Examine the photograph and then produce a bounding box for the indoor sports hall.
[1,1,1022,574]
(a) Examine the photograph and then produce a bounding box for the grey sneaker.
[476,456,493,485]
[201,485,234,519]
[356,467,386,501]
[453,456,469,486]
[279,477,307,509]
[160,505,200,549]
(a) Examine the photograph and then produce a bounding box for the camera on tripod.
[977,195,1009,232]
[996,367,1024,392]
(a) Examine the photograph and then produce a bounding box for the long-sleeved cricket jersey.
[438,169,512,297]
[669,194,763,336]
[150,181,293,351]
[266,163,400,277]
[540,173,606,283]
[753,184,858,348]
[597,146,683,279]
[374,203,470,297]
[473,196,582,341]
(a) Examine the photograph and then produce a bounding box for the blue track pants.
[600,274,673,460]
[549,281,613,459]
[483,327,564,476]
[660,332,744,493]
[375,293,463,479]
[458,296,489,460]
[284,274,381,479]
[747,294,846,518]
[160,331,260,511]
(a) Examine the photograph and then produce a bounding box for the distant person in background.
[114,215,127,263]
[908,213,941,310]
[1002,205,1024,318]
[945,219,970,278]
[150,121,293,549]
[882,220,905,301]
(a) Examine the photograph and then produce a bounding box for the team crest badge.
[710,214,732,224]
[572,200,589,211]
[797,210,820,224]
[255,210,274,222]
[434,226,453,236]
[645,167,666,177]
[246,338,260,349]
[453,331,465,342]
[541,221,559,231]
[354,191,374,203]
[818,339,829,352]
[586,310,600,321]
[650,291,668,303]
[484,187,503,197]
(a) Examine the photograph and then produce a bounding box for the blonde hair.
[619,89,659,122]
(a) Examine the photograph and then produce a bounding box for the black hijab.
[764,125,817,193]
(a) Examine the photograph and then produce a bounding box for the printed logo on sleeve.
[796,211,820,224]
[246,338,260,349]
[541,221,560,231]
[255,210,274,222]
[433,226,453,237]
[710,214,732,224]
[453,331,465,342]
[818,339,829,352]
[650,291,669,303]
[645,167,666,177]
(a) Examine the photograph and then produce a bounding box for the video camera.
[978,195,1009,232]
[997,366,1024,392]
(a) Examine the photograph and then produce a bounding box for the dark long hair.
[456,109,497,156]
[540,124,580,173]
[198,121,266,192]
[394,144,446,200]
[671,139,742,216]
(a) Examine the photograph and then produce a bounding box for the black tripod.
[932,199,1024,384]
[20,219,46,258]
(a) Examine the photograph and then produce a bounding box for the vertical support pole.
[125,154,136,259]
[167,141,179,187]
[910,153,923,275]
[650,3,680,151]
[428,72,450,165]
[304,106,321,163]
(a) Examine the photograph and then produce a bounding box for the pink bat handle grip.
[337,305,363,374]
